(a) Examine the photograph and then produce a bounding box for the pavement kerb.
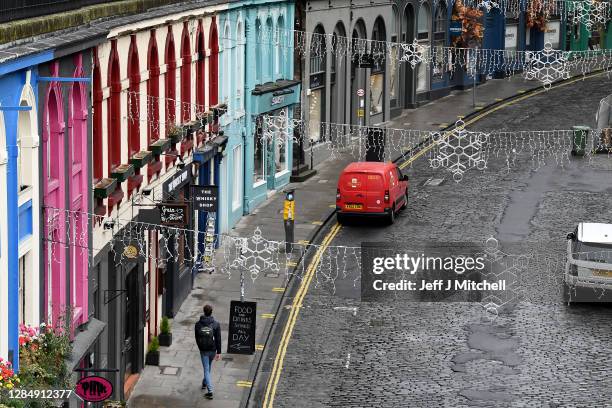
[240,206,338,408]
[241,68,608,408]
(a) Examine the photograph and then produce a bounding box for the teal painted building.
[217,0,300,232]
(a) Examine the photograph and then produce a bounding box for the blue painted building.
[0,52,47,371]
[215,0,300,232]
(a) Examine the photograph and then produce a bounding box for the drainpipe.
[241,127,249,214]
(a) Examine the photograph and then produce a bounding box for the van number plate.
[345,204,363,210]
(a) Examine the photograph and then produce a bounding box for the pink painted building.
[40,54,89,330]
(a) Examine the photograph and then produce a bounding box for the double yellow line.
[399,70,606,171]
[262,222,342,407]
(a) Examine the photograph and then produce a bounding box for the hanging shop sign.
[544,21,561,49]
[309,72,325,89]
[163,166,192,196]
[192,185,218,212]
[75,376,114,403]
[505,25,518,51]
[227,300,256,355]
[158,203,189,227]
[450,21,462,37]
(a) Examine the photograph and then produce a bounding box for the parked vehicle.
[565,222,612,302]
[336,162,408,225]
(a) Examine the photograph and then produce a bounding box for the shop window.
[254,117,266,184]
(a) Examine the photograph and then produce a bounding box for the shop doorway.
[123,266,139,379]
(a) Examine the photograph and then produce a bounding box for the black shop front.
[161,166,195,317]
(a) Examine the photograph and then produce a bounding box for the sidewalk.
[127,73,581,408]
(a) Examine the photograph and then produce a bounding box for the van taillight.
[384,190,390,203]
[336,188,341,201]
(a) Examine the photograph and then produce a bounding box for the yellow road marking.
[261,313,275,319]
[271,287,285,292]
[263,223,342,407]
[255,344,265,351]
[399,70,605,171]
[297,240,310,245]
[329,204,336,208]
[237,381,253,388]
[311,221,323,225]
[286,261,297,267]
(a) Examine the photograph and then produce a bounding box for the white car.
[565,222,612,301]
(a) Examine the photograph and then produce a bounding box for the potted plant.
[526,0,550,32]
[159,316,172,347]
[145,336,160,366]
[167,123,184,144]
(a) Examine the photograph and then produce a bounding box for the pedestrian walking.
[194,304,222,400]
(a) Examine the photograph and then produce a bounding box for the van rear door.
[340,172,367,211]
[365,173,385,212]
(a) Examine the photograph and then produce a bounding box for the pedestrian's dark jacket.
[194,315,222,354]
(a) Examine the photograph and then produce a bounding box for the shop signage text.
[271,95,285,106]
[163,167,191,195]
[158,203,189,226]
[450,21,462,36]
[75,376,113,403]
[227,300,256,355]
[192,185,219,212]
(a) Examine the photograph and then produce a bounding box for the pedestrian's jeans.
[200,350,216,393]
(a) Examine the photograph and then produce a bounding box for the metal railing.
[0,0,122,24]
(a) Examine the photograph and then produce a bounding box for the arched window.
[127,35,140,158]
[107,40,121,173]
[371,17,386,116]
[92,49,103,182]
[275,16,284,78]
[181,22,191,123]
[223,21,232,104]
[255,19,262,83]
[209,19,219,106]
[196,21,206,113]
[390,6,400,108]
[308,24,326,143]
[147,30,160,145]
[433,2,447,81]
[165,27,176,128]
[416,3,431,93]
[236,20,245,112]
[265,18,273,82]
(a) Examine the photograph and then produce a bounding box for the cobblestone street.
[269,74,612,407]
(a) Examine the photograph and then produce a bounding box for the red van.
[336,162,409,224]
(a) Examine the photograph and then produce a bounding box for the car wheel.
[388,206,395,225]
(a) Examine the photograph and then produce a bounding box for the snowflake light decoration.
[479,237,528,320]
[229,227,281,280]
[524,43,570,89]
[429,120,488,182]
[400,39,426,68]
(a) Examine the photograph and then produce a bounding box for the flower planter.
[159,332,172,347]
[110,164,135,183]
[145,351,160,366]
[148,138,171,155]
[168,131,184,144]
[94,178,117,199]
[129,150,153,169]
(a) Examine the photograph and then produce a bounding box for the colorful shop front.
[244,79,300,212]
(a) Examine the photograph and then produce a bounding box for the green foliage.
[160,316,171,334]
[1,314,73,408]
[148,337,160,353]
